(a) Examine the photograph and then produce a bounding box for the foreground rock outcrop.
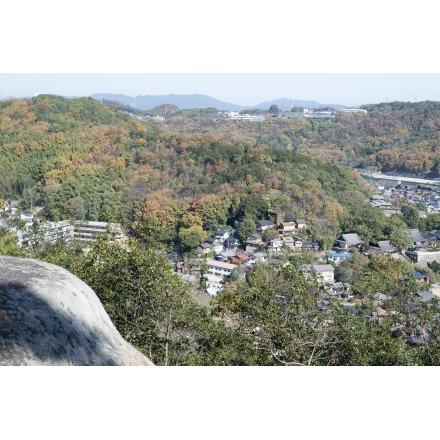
[0,255,154,366]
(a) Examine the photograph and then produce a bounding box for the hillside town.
[4,173,440,316]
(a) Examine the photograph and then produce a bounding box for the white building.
[205,274,224,296]
[206,259,237,278]
[13,220,74,247]
[73,221,124,243]
[310,264,335,284]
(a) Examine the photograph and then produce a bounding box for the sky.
[1,73,440,107]
[2,2,440,108]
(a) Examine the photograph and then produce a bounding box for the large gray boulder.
[0,255,154,366]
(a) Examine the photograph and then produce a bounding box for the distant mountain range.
[89,93,348,111]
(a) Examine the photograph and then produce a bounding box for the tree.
[401,204,420,229]
[235,216,257,244]
[77,237,225,365]
[269,105,279,116]
[178,224,206,253]
[389,229,413,252]
[428,260,440,273]
[0,228,21,256]
[132,190,183,247]
[212,263,336,365]
[64,196,86,220]
[192,194,231,232]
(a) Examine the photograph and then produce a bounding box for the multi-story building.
[73,221,124,243]
[206,259,237,278]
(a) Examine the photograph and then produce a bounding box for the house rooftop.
[280,222,296,228]
[416,291,435,301]
[231,254,249,261]
[206,259,237,270]
[377,240,396,252]
[257,220,274,227]
[247,233,262,241]
[408,229,425,243]
[341,233,364,245]
[311,264,334,273]
[282,236,295,243]
[198,243,212,249]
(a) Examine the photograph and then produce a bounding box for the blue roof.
[412,271,425,278]
[327,252,353,258]
[218,251,235,257]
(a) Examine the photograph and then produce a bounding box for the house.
[229,253,250,265]
[416,291,435,302]
[368,240,396,255]
[411,271,430,284]
[205,274,224,296]
[369,196,393,209]
[257,219,275,231]
[331,282,353,299]
[310,264,335,284]
[334,233,364,251]
[249,252,266,264]
[176,260,201,276]
[215,227,230,241]
[406,249,440,265]
[268,237,284,253]
[406,229,427,248]
[326,252,353,265]
[268,209,285,225]
[282,236,295,249]
[278,222,297,235]
[295,219,307,230]
[224,236,240,250]
[215,251,235,262]
[197,243,212,256]
[20,211,34,223]
[292,237,303,251]
[205,236,224,254]
[245,233,264,254]
[301,241,320,251]
[421,231,440,246]
[206,259,237,279]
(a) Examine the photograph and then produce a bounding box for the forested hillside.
[163,101,440,175]
[0,95,370,250]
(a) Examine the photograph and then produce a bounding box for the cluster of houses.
[187,205,440,311]
[1,202,125,247]
[186,216,324,296]
[365,180,440,264]
[196,218,317,259]
[186,214,362,296]
[368,180,440,215]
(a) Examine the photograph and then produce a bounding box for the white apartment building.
[73,221,124,243]
[206,259,237,278]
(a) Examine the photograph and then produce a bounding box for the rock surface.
[0,255,154,366]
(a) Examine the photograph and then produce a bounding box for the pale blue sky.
[2,2,439,108]
[1,73,439,107]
